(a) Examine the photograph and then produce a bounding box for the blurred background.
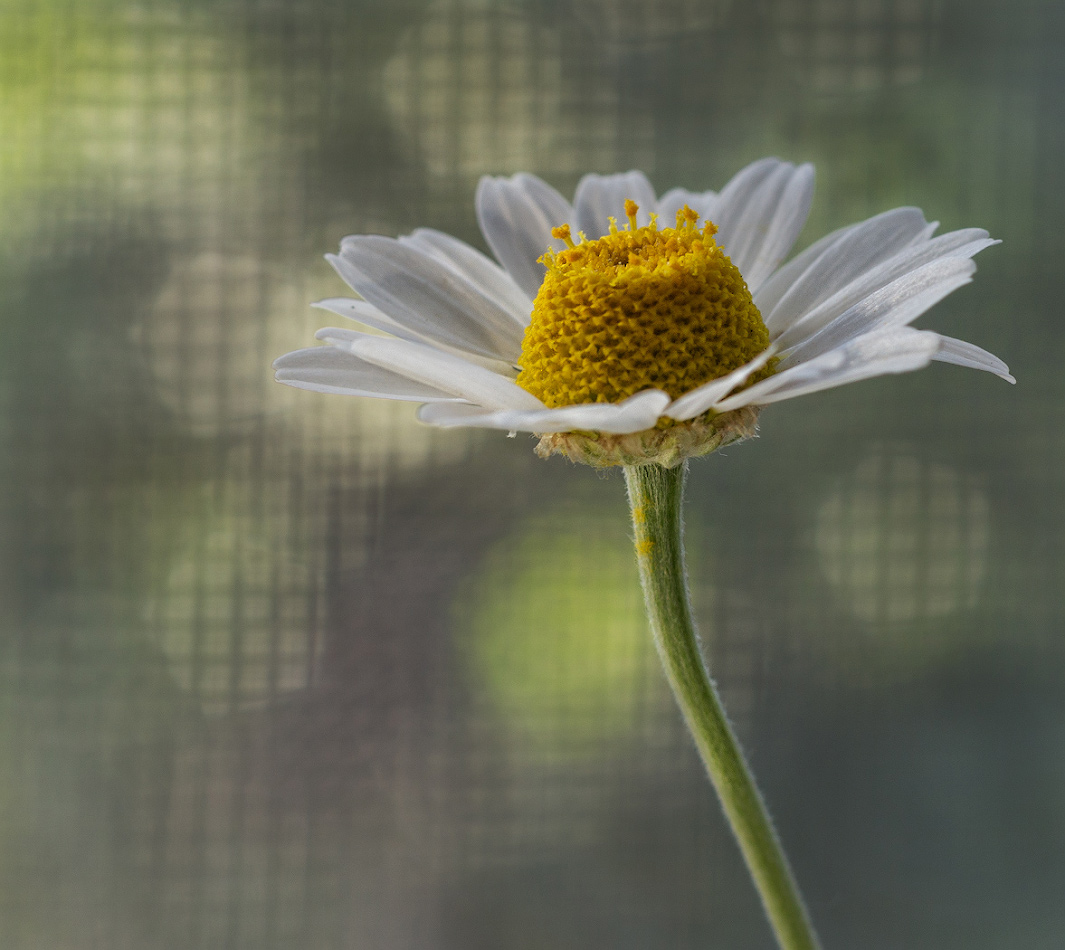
[0,0,1062,948]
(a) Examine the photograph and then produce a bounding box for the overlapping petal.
[398,228,533,325]
[711,159,816,293]
[773,228,997,350]
[330,236,525,362]
[714,329,943,410]
[759,207,937,335]
[573,171,657,238]
[779,257,977,366]
[341,333,544,411]
[418,390,672,434]
[665,346,779,421]
[476,173,573,299]
[277,157,1012,443]
[312,297,431,346]
[273,344,461,402]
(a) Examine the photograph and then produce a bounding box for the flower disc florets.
[279,159,1012,472]
[517,202,772,410]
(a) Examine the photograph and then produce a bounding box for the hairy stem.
[624,462,821,950]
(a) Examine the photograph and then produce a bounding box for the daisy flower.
[275,157,1011,467]
[274,158,1015,950]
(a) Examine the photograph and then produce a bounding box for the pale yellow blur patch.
[455,509,666,759]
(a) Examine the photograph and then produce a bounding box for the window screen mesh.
[0,1,1063,948]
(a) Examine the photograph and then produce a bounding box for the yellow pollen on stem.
[517,203,775,412]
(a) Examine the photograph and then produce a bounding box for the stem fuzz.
[624,462,821,950]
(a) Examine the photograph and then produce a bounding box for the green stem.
[624,462,821,950]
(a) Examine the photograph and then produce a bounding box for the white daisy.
[275,157,1012,467]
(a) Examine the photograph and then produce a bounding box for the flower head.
[275,158,1012,467]
[519,206,773,408]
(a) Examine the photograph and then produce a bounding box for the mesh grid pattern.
[767,0,945,92]
[0,1,1061,948]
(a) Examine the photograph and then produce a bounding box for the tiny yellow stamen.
[517,201,775,411]
[552,223,576,248]
[676,205,700,229]
[608,216,619,235]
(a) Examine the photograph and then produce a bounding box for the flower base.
[534,406,761,468]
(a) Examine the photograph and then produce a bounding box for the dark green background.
[1,1,1062,947]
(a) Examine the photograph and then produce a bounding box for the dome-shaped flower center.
[517,202,772,409]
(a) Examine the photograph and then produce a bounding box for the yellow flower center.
[516,201,772,409]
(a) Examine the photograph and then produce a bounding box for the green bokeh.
[457,508,662,757]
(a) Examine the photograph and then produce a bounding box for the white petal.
[346,334,544,411]
[759,207,936,335]
[313,325,519,378]
[332,237,524,362]
[665,346,779,421]
[714,162,815,293]
[714,329,941,410]
[314,326,373,346]
[713,157,783,211]
[933,335,1015,383]
[418,390,672,434]
[774,229,997,350]
[711,160,795,262]
[753,223,861,317]
[398,228,533,324]
[573,171,657,238]
[476,173,573,299]
[312,298,427,346]
[273,345,459,401]
[656,187,718,228]
[779,257,976,365]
